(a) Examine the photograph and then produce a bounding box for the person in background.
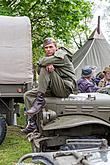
[77,66,99,93]
[93,72,104,86]
[97,66,110,94]
[22,37,77,133]
[83,65,98,85]
[98,66,110,87]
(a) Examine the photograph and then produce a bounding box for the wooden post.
[97,16,100,34]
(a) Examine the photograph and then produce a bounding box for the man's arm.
[39,55,65,67]
[39,48,68,67]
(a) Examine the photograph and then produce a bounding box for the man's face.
[44,43,57,56]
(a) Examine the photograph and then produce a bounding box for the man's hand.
[46,64,55,72]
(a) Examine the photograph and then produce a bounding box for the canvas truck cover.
[0,16,33,84]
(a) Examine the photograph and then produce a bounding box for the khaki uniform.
[24,47,77,109]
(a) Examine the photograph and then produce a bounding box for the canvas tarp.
[73,28,110,79]
[0,16,33,84]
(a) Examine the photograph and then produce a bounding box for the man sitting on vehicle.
[77,66,99,93]
[22,37,77,133]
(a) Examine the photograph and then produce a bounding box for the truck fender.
[43,114,110,130]
[17,153,54,165]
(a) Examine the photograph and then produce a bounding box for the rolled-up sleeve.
[39,49,68,67]
[39,55,65,67]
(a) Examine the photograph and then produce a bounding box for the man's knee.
[24,90,32,100]
[40,67,47,74]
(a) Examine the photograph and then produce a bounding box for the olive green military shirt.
[39,48,77,92]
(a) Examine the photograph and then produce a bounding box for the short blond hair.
[103,66,110,73]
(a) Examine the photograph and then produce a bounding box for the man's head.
[43,37,57,56]
[103,66,110,80]
[82,66,93,78]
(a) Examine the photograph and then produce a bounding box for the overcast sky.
[90,0,109,41]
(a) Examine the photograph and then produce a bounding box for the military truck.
[1,17,110,159]
[26,92,110,153]
[0,16,33,144]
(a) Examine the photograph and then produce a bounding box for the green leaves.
[0,0,93,62]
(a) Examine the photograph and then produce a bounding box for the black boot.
[26,92,45,116]
[21,116,37,134]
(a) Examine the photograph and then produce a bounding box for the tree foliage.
[0,0,93,64]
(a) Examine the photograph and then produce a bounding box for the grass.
[0,104,32,165]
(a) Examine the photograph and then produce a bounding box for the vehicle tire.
[0,117,7,145]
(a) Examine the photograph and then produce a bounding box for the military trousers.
[24,67,71,110]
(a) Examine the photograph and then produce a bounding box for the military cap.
[82,66,93,77]
[43,37,56,47]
